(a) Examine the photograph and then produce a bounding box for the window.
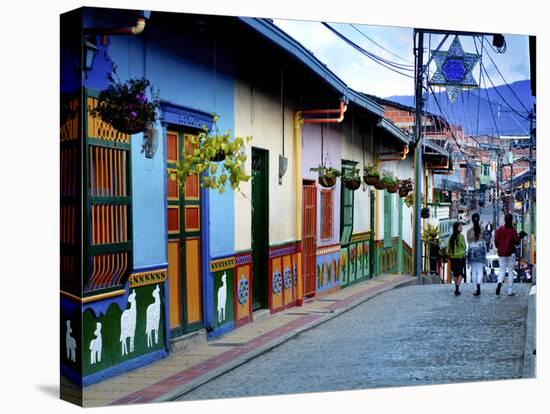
[320,189,334,240]
[384,191,393,247]
[340,161,357,244]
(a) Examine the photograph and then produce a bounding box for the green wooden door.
[251,148,269,310]
[167,130,203,337]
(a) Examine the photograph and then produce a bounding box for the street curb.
[157,276,414,402]
[522,286,536,378]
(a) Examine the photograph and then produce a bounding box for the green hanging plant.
[310,165,342,188]
[175,114,252,194]
[342,167,362,190]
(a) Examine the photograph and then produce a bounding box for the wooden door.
[167,131,203,337]
[251,148,269,310]
[302,181,317,296]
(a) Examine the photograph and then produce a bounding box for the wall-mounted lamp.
[83,37,99,71]
[278,154,288,185]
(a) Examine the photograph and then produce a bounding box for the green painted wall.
[82,283,165,376]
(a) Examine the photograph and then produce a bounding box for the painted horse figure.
[120,290,137,356]
[145,285,161,347]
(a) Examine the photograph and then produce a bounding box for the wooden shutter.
[320,189,334,240]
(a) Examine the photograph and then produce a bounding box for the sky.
[274,19,531,98]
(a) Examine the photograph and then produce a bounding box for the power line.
[480,36,529,113]
[472,37,530,121]
[321,22,415,78]
[349,24,414,65]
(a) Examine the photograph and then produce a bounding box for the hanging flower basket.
[364,175,379,186]
[387,185,399,194]
[363,164,380,186]
[344,177,362,190]
[310,165,341,189]
[398,178,413,198]
[91,73,160,135]
[343,166,362,191]
[319,175,337,188]
[379,171,397,192]
[373,181,387,190]
[211,149,226,162]
[421,207,430,219]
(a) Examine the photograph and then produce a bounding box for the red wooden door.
[302,182,317,296]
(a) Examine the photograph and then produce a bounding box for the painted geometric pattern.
[272,270,283,295]
[129,269,167,288]
[283,267,292,290]
[237,275,249,305]
[87,97,130,143]
[210,257,235,272]
[60,98,79,142]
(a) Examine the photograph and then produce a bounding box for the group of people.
[447,213,523,296]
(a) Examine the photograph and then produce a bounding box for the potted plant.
[91,71,160,135]
[342,167,362,191]
[363,163,380,186]
[176,114,252,194]
[385,174,399,193]
[376,171,394,191]
[398,178,413,197]
[310,165,341,188]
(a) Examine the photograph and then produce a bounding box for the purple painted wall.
[301,123,342,247]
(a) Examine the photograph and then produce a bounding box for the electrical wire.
[321,22,415,78]
[349,24,414,65]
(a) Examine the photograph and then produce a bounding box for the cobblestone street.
[179,283,532,401]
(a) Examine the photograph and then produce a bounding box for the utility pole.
[496,151,501,227]
[412,29,424,283]
[527,105,535,263]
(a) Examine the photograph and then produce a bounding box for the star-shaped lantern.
[430,36,480,102]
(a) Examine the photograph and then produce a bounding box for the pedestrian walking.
[448,222,466,296]
[494,213,522,296]
[467,213,487,296]
[484,223,493,252]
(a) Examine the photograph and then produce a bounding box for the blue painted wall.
[82,9,237,269]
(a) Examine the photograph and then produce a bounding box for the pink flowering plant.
[92,71,160,135]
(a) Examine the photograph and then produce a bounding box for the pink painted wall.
[301,123,342,247]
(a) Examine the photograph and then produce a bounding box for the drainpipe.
[294,98,347,306]
[378,145,409,162]
[301,99,348,124]
[84,13,149,37]
[294,111,304,306]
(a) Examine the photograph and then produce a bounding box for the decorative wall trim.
[128,268,167,288]
[235,251,253,266]
[316,243,341,256]
[61,289,126,304]
[351,231,372,243]
[210,256,236,272]
[269,242,298,258]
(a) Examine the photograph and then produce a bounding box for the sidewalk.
[71,273,414,407]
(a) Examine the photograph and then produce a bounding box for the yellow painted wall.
[234,79,297,251]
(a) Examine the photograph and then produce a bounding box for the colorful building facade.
[60,7,419,389]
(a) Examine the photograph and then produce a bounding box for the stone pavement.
[72,273,413,407]
[179,282,533,401]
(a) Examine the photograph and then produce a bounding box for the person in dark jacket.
[494,213,522,296]
[484,223,493,251]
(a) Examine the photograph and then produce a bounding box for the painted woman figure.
[448,222,466,296]
[467,213,487,296]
